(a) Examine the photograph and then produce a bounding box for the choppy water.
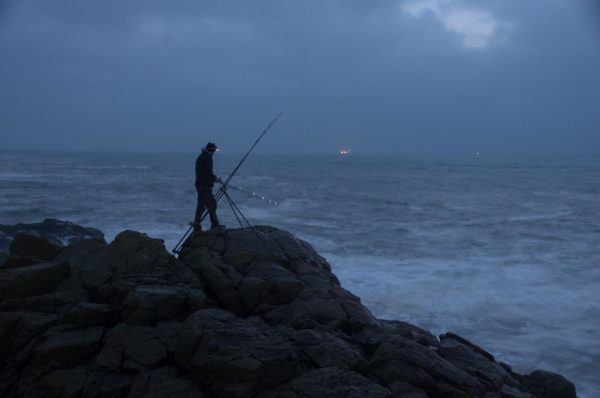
[1,151,599,396]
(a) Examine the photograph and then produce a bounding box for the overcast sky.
[1,0,599,155]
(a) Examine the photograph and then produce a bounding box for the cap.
[205,142,218,152]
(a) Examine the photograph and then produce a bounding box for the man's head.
[205,142,218,153]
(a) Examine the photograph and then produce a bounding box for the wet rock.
[9,234,62,261]
[524,370,577,398]
[0,219,105,252]
[0,261,70,300]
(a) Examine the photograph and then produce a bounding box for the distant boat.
[339,148,351,156]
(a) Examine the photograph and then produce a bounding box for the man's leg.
[206,190,221,227]
[193,189,207,231]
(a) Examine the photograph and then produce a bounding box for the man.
[193,142,224,232]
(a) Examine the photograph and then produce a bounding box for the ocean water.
[1,151,599,396]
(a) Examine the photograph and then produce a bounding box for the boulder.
[0,262,70,300]
[524,370,577,398]
[0,219,105,252]
[9,234,62,261]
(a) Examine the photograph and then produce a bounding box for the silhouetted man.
[193,142,223,232]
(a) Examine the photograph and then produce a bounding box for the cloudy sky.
[1,0,599,155]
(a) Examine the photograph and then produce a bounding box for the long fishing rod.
[222,112,283,189]
[171,112,284,255]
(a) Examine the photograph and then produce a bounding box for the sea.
[1,150,599,397]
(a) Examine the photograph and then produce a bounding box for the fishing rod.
[171,112,284,255]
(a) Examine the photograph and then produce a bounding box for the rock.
[281,328,367,372]
[128,366,203,398]
[56,230,204,307]
[0,252,8,266]
[176,308,300,397]
[41,367,89,398]
[438,334,517,390]
[369,334,484,397]
[123,284,205,325]
[180,227,376,333]
[0,219,105,252]
[0,261,70,300]
[61,302,121,327]
[97,323,169,371]
[0,225,579,398]
[9,234,63,261]
[354,319,439,356]
[524,370,577,398]
[259,367,393,398]
[34,326,104,369]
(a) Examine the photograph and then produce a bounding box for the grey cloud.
[0,0,599,155]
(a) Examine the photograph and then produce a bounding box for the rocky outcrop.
[0,218,104,253]
[0,221,577,398]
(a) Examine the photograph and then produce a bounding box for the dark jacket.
[195,149,217,188]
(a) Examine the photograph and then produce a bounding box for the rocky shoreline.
[0,220,577,397]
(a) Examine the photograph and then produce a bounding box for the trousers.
[194,186,220,227]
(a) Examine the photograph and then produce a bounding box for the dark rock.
[0,225,578,398]
[128,366,203,398]
[281,328,368,372]
[1,255,40,269]
[176,308,300,397]
[438,335,517,390]
[180,227,376,333]
[122,284,205,325]
[9,234,62,261]
[0,261,70,300]
[369,334,484,397]
[259,367,393,398]
[56,230,204,307]
[0,252,9,267]
[0,219,105,252]
[97,323,169,371]
[34,326,104,369]
[61,302,121,327]
[0,293,71,313]
[354,319,438,356]
[41,366,89,398]
[524,370,577,398]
